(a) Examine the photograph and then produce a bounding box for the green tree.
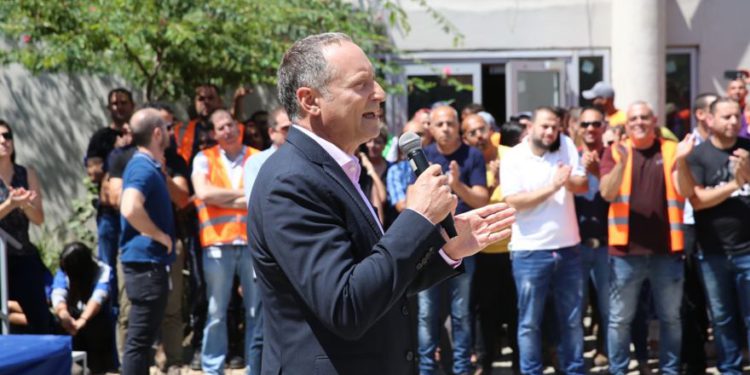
[0,0,463,102]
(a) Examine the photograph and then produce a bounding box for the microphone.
[398,132,458,238]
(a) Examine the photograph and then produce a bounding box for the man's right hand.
[614,142,629,164]
[155,232,173,254]
[552,163,572,190]
[675,133,695,161]
[406,164,457,225]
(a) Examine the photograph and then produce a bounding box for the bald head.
[130,108,166,147]
[209,109,233,127]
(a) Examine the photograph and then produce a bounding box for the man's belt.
[583,238,605,249]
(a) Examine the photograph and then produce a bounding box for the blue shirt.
[50,261,111,309]
[119,152,176,264]
[424,143,487,214]
[243,146,277,202]
[386,160,415,205]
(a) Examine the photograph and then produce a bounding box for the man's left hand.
[443,203,515,260]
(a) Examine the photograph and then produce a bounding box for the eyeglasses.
[0,132,13,141]
[467,127,488,137]
[580,121,603,129]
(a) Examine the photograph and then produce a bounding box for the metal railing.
[0,228,23,334]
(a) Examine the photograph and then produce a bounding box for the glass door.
[506,60,566,117]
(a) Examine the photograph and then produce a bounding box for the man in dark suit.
[248,32,515,375]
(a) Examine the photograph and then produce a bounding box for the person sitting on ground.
[51,242,116,374]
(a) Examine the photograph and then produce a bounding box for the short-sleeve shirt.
[243,146,277,202]
[687,137,750,255]
[501,135,584,251]
[386,160,415,206]
[600,141,670,256]
[574,148,609,243]
[119,152,176,265]
[192,146,248,190]
[109,146,189,182]
[424,143,486,215]
[85,127,121,166]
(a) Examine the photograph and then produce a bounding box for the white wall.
[393,0,750,99]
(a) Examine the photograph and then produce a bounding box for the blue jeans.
[512,246,584,375]
[201,245,257,375]
[417,255,475,375]
[696,251,750,375]
[97,212,120,311]
[580,245,609,353]
[608,254,684,375]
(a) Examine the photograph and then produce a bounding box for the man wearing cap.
[582,81,627,128]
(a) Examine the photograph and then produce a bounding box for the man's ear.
[297,87,321,117]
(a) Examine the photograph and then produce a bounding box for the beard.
[531,135,561,152]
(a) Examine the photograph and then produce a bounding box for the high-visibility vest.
[174,119,198,163]
[195,145,258,248]
[174,118,246,163]
[608,139,684,252]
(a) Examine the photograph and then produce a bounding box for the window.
[666,50,696,139]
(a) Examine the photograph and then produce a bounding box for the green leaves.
[1,0,464,102]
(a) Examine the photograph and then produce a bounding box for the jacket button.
[405,350,414,361]
[401,305,409,316]
[416,262,423,271]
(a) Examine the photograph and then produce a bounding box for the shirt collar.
[218,145,247,164]
[294,125,361,184]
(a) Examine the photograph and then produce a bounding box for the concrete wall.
[0,55,277,240]
[0,62,130,240]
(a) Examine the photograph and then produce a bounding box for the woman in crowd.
[0,119,51,334]
[358,124,390,225]
[51,242,115,374]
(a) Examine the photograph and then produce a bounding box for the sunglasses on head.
[580,121,603,129]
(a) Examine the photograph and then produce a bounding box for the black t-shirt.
[688,137,750,255]
[85,127,121,164]
[574,149,609,242]
[107,145,136,179]
[600,141,671,255]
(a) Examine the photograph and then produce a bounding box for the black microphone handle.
[407,150,458,238]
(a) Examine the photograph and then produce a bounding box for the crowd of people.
[2,42,750,375]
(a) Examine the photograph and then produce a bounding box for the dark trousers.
[187,235,207,350]
[681,225,708,373]
[8,251,52,334]
[122,262,169,375]
[70,305,116,373]
[473,252,519,371]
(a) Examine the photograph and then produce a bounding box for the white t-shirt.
[192,146,248,189]
[500,135,584,251]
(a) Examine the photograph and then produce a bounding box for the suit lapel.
[286,127,382,239]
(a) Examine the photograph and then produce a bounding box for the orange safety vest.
[607,139,684,252]
[195,145,258,248]
[174,119,198,163]
[174,118,246,163]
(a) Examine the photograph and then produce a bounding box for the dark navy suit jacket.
[248,126,460,375]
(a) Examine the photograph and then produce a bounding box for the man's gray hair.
[627,100,656,117]
[277,32,353,121]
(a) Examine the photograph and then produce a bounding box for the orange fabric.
[607,139,684,252]
[195,145,259,248]
[174,120,198,163]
